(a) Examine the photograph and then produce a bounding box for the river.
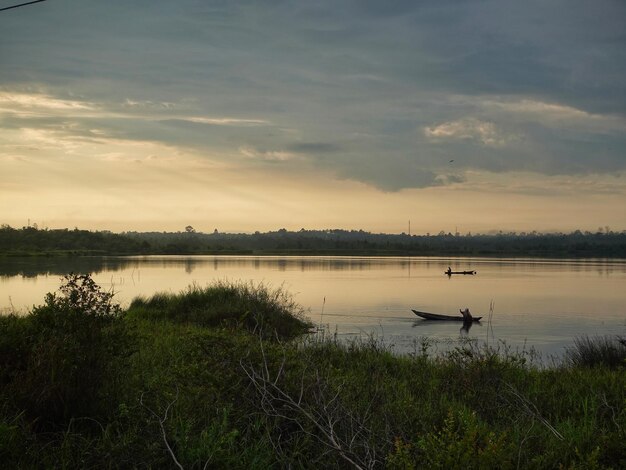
[1,255,625,360]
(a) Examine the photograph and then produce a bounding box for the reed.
[564,335,626,368]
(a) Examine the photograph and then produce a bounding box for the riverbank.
[1,276,624,468]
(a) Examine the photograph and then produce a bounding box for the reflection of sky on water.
[1,256,625,360]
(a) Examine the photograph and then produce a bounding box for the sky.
[1,0,625,234]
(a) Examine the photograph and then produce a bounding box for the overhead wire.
[0,0,47,13]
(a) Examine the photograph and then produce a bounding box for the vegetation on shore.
[0,225,149,256]
[1,275,625,468]
[3,224,626,258]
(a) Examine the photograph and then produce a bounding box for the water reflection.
[2,255,625,279]
[413,319,477,334]
[460,319,474,335]
[0,257,130,278]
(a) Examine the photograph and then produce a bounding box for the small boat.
[412,309,482,322]
[445,270,476,275]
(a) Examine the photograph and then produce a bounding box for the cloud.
[481,98,626,133]
[287,142,341,154]
[0,92,94,112]
[424,118,512,147]
[435,173,466,185]
[239,146,298,162]
[122,99,175,110]
[1,0,624,195]
[0,92,97,119]
[177,117,269,126]
[0,90,277,159]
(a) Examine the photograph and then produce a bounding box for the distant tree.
[185,225,195,233]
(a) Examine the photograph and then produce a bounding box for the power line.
[0,0,47,12]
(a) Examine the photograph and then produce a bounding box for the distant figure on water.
[460,308,473,322]
[446,266,452,275]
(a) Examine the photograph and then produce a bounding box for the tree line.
[2,224,626,257]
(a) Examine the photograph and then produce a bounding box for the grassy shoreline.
[1,276,625,468]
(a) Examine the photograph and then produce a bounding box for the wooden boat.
[412,309,482,322]
[445,270,476,275]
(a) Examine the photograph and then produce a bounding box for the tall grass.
[128,280,312,340]
[564,335,626,368]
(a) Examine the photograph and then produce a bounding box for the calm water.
[2,256,625,358]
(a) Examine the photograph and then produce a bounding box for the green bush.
[2,274,133,428]
[0,313,33,387]
[415,409,515,469]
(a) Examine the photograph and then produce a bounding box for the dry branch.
[240,339,378,469]
[140,388,184,470]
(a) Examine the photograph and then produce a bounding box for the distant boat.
[412,309,482,322]
[445,269,476,275]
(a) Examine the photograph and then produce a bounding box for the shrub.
[0,314,34,387]
[415,409,515,469]
[4,274,133,428]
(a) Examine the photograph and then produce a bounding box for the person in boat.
[446,266,452,275]
[460,307,473,321]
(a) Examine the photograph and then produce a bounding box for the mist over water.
[2,255,625,359]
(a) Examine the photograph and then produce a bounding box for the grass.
[1,276,625,468]
[564,335,626,369]
[128,280,312,340]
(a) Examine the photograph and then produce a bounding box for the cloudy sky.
[1,0,625,234]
